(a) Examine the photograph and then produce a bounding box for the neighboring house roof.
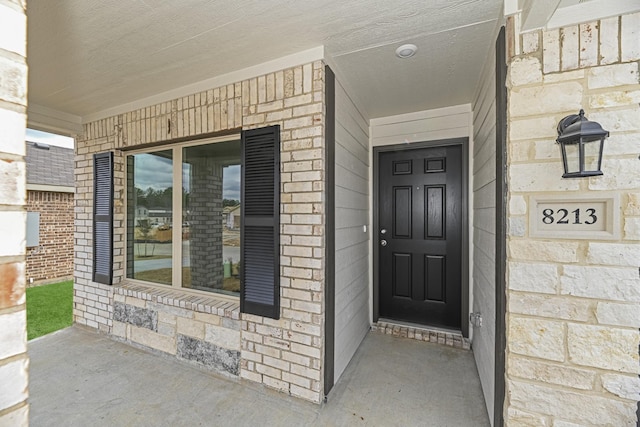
[26,142,74,190]
[226,205,241,214]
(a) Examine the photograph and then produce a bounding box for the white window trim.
[123,134,241,299]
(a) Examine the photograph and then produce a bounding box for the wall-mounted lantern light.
[556,109,609,178]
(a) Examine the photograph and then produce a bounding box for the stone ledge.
[115,282,240,320]
[372,321,471,350]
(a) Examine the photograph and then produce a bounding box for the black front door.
[378,144,463,329]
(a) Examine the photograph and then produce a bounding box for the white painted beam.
[546,0,640,29]
[27,104,83,136]
[504,0,519,16]
[26,184,74,193]
[520,0,563,31]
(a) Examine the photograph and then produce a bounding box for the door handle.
[380,239,387,246]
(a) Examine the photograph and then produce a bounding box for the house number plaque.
[529,195,619,240]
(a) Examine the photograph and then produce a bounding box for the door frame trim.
[324,65,336,397]
[494,26,508,427]
[372,137,470,338]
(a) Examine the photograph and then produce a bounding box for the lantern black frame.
[556,109,609,178]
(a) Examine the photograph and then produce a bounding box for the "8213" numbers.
[542,208,597,225]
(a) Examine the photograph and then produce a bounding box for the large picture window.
[126,137,241,296]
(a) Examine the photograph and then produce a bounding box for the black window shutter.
[93,152,114,285]
[241,125,280,319]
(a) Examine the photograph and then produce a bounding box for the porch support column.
[503,12,640,426]
[0,1,29,425]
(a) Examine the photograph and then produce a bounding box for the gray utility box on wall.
[26,211,40,247]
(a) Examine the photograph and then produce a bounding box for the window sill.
[115,281,240,320]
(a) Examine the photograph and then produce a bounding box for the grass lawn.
[26,280,74,340]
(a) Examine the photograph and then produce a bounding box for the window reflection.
[126,150,173,285]
[126,140,241,296]
[182,141,241,295]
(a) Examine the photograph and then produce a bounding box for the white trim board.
[520,0,562,32]
[507,0,640,32]
[370,104,472,127]
[370,104,472,147]
[28,104,83,136]
[27,184,74,193]
[546,0,640,30]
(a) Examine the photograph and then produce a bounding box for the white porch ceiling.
[27,0,504,124]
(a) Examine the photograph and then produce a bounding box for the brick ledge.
[372,321,471,350]
[115,282,240,319]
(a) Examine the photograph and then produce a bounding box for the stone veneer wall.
[26,190,74,285]
[0,0,29,425]
[504,14,640,425]
[111,283,242,377]
[74,60,327,402]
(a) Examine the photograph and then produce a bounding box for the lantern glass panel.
[564,142,580,174]
[583,138,602,172]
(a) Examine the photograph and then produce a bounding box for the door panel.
[425,255,445,302]
[379,145,462,329]
[393,187,412,238]
[393,160,412,175]
[425,186,445,239]
[392,253,412,298]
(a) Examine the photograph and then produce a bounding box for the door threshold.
[373,319,470,350]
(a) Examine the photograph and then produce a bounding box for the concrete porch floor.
[28,327,489,426]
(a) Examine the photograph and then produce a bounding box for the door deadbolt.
[380,228,387,234]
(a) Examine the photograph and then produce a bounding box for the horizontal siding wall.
[370,105,471,147]
[471,31,498,425]
[334,79,370,382]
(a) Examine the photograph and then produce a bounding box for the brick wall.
[26,190,74,285]
[504,13,640,425]
[74,61,327,402]
[0,0,29,425]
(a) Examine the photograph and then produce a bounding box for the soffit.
[26,0,503,121]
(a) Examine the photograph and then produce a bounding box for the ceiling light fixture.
[395,44,417,59]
